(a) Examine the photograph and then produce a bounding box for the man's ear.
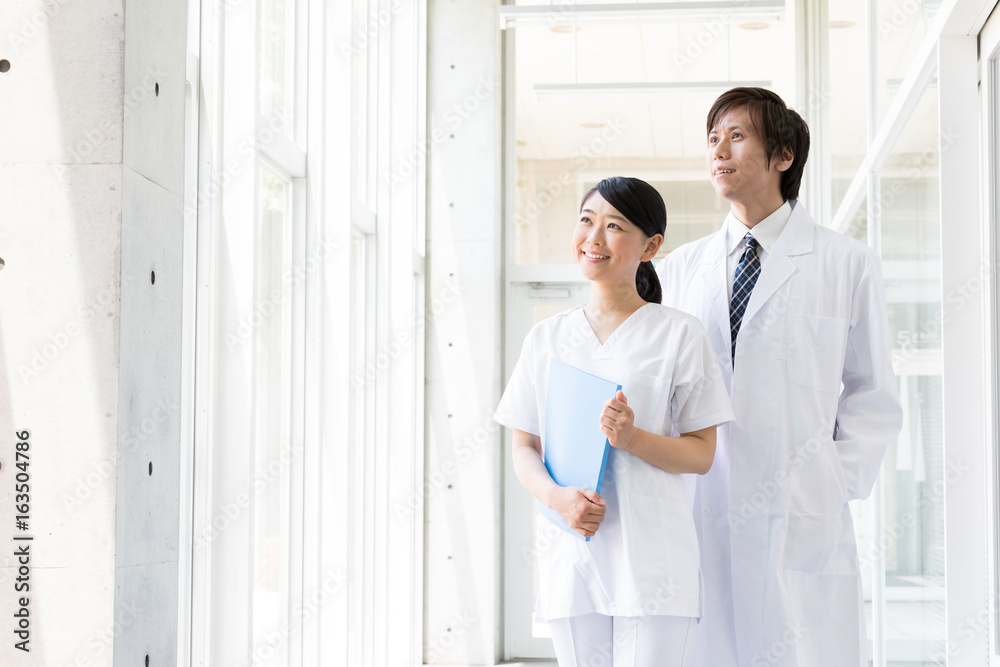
[642,233,664,261]
[776,147,795,173]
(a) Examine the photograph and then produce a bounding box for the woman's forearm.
[511,430,560,507]
[622,426,716,475]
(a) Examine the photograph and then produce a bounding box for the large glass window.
[875,0,935,125]
[829,0,869,215]
[876,78,945,665]
[252,165,294,667]
[259,0,296,135]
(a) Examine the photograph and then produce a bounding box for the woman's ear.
[641,233,664,261]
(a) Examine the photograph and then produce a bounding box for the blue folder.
[537,358,621,542]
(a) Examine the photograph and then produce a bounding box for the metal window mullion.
[865,0,886,661]
[830,5,945,234]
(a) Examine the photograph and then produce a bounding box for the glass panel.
[252,165,292,667]
[829,0,869,213]
[878,76,944,666]
[876,0,939,125]
[259,0,295,135]
[513,14,796,265]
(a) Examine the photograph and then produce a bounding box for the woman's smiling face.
[572,191,658,284]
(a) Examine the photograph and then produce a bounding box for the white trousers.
[549,613,694,667]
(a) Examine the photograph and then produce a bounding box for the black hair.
[579,176,666,304]
[707,87,810,201]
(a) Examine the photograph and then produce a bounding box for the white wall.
[0,1,186,665]
[425,0,504,663]
[0,1,124,665]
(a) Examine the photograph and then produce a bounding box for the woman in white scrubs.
[494,177,735,667]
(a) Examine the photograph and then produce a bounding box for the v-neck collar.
[576,302,652,351]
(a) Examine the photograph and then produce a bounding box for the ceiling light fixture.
[499,1,785,30]
[829,19,857,29]
[533,81,772,102]
[738,21,771,30]
[550,25,583,34]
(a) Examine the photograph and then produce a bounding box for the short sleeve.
[670,321,735,433]
[493,328,541,435]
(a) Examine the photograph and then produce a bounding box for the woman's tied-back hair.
[707,87,810,201]
[580,176,666,304]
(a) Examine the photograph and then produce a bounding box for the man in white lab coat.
[656,87,903,666]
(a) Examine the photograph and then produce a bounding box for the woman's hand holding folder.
[550,486,607,539]
[512,428,608,538]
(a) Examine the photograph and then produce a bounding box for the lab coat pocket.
[628,492,699,593]
[780,511,843,573]
[625,373,668,433]
[786,314,848,392]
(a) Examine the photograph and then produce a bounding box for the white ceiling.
[513,0,939,165]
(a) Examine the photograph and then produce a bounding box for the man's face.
[706,106,791,206]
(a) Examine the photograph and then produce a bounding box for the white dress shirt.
[725,200,794,299]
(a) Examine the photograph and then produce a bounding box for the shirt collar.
[725,200,793,257]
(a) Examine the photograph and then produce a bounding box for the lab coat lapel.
[699,228,731,359]
[740,202,815,327]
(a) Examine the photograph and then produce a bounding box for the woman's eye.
[580,217,591,224]
[732,132,742,139]
[607,223,621,230]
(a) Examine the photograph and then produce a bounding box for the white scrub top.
[494,303,735,622]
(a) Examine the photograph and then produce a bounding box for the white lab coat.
[655,201,903,666]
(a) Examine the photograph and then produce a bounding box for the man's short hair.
[706,87,810,201]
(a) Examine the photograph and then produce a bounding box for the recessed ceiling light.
[550,25,582,34]
[738,21,771,30]
[516,140,527,147]
[829,20,857,29]
[579,122,606,129]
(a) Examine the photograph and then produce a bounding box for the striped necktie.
[730,233,760,359]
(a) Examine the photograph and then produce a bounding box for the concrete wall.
[425,0,504,663]
[0,0,185,665]
[115,0,187,665]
